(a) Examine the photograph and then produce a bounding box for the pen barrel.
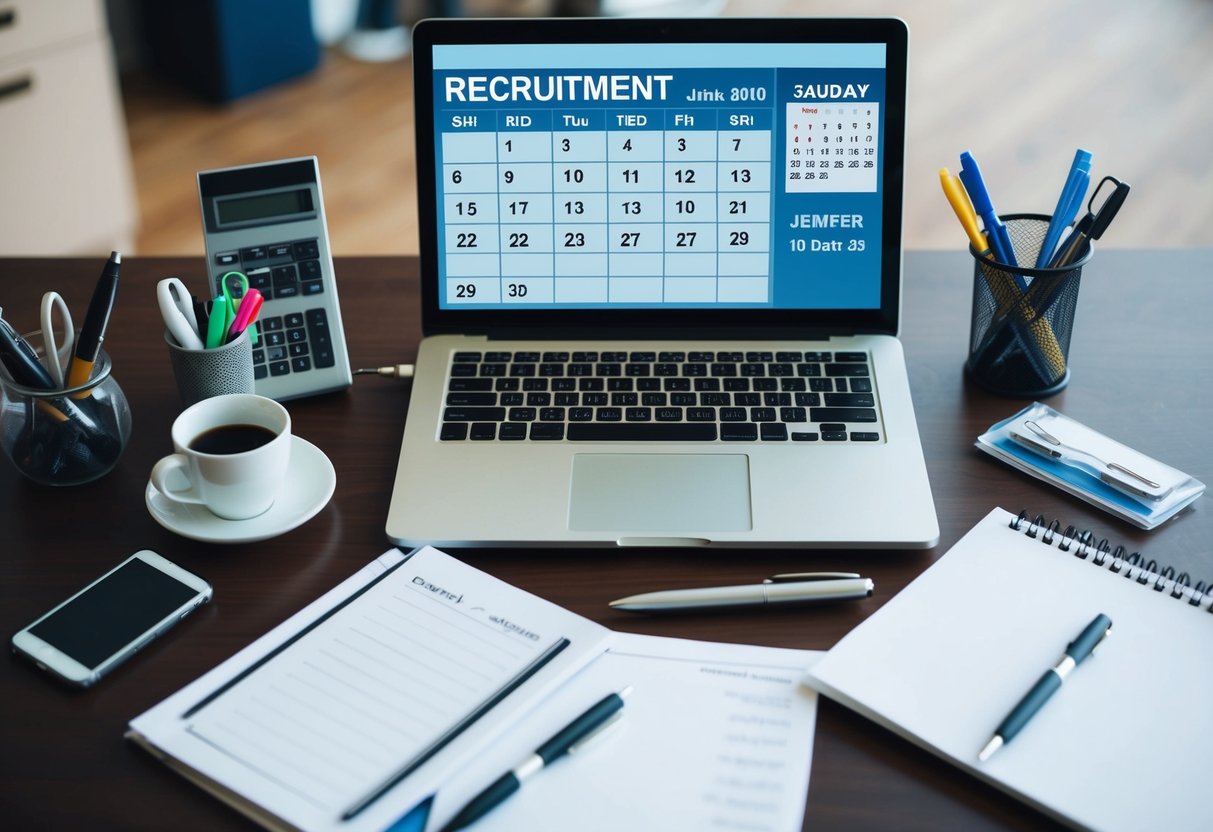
[443,772,520,831]
[535,694,623,763]
[995,670,1061,743]
[764,578,873,604]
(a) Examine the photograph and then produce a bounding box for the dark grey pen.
[979,613,1112,761]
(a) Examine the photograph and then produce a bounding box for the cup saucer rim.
[144,435,335,544]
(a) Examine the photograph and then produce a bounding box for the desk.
[2,252,1210,831]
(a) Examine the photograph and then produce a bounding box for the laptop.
[386,16,938,549]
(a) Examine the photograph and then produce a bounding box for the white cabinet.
[0,0,138,255]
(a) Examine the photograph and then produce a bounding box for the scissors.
[157,277,204,350]
[39,292,76,388]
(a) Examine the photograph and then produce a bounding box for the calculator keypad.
[215,237,334,382]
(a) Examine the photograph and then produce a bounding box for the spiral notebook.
[804,507,1213,832]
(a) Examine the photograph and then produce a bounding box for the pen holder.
[0,333,131,486]
[166,329,255,408]
[965,214,1091,397]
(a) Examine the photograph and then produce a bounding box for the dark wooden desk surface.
[2,252,1209,831]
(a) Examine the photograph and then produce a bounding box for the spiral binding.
[1010,510,1213,611]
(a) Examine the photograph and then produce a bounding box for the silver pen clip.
[764,572,861,584]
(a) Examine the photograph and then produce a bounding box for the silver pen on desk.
[610,573,874,613]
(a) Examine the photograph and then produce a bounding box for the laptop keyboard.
[439,349,883,443]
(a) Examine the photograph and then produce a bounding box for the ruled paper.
[183,547,574,814]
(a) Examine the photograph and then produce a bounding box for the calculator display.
[430,42,889,311]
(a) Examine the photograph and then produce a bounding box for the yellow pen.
[939,168,992,258]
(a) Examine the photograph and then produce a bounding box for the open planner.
[128,547,822,832]
[804,507,1213,832]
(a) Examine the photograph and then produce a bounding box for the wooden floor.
[124,0,1213,258]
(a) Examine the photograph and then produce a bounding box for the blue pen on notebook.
[958,151,1018,270]
[1035,149,1092,268]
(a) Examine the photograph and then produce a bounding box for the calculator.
[197,157,352,401]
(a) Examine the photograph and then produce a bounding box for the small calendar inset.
[784,102,879,193]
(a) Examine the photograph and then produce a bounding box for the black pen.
[440,687,631,831]
[979,614,1111,762]
[65,251,121,395]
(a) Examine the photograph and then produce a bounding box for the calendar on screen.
[429,43,889,311]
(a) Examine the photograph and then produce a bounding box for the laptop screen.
[412,18,907,338]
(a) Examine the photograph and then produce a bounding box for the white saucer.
[145,436,336,544]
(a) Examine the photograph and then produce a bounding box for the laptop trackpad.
[568,454,752,532]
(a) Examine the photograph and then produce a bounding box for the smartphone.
[11,551,212,688]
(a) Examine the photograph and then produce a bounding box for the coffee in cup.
[150,394,291,520]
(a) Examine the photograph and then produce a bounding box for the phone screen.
[29,558,202,669]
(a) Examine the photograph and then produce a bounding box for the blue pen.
[1035,149,1092,268]
[958,151,1018,270]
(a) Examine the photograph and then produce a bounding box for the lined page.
[184,547,573,815]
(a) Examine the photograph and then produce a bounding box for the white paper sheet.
[429,634,823,832]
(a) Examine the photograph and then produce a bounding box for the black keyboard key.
[450,378,493,391]
[569,407,594,421]
[444,407,506,422]
[305,308,335,368]
[686,407,716,421]
[780,407,807,422]
[721,423,758,441]
[826,363,870,377]
[542,351,569,362]
[291,356,312,373]
[568,423,717,441]
[719,407,747,422]
[629,351,656,362]
[302,280,324,295]
[293,239,320,260]
[495,378,520,391]
[523,378,549,391]
[440,423,469,441]
[752,378,778,391]
[761,423,789,441]
[275,285,299,298]
[658,351,685,362]
[823,431,849,441]
[791,431,819,441]
[750,407,777,422]
[654,407,683,421]
[499,423,526,440]
[834,352,868,362]
[850,377,873,393]
[825,393,875,407]
[272,265,297,286]
[508,407,536,422]
[254,365,268,380]
[595,407,622,421]
[851,432,881,441]
[539,407,565,422]
[500,393,524,406]
[810,407,878,423]
[794,392,821,407]
[530,423,564,440]
[446,392,497,406]
[583,393,608,406]
[453,352,482,362]
[776,351,803,362]
[625,407,652,421]
[572,351,598,362]
[298,259,322,280]
[484,351,512,362]
[797,363,822,377]
[269,360,290,376]
[469,422,496,440]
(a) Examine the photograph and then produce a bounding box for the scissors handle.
[39,291,75,388]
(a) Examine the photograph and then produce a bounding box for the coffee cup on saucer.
[150,394,291,521]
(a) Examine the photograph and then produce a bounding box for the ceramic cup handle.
[150,454,205,506]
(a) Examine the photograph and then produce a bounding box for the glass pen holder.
[965,214,1092,397]
[0,332,131,486]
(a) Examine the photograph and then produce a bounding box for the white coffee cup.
[150,394,291,521]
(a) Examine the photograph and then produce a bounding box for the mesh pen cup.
[166,329,254,408]
[0,334,131,486]
[965,214,1091,397]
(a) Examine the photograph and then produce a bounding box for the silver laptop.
[387,16,938,549]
